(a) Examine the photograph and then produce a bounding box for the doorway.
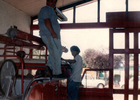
[110,28,140,100]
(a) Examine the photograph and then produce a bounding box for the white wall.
[0,0,31,34]
[0,0,31,61]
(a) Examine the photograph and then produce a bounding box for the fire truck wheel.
[0,60,16,96]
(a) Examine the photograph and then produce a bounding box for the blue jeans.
[68,80,80,100]
[41,36,62,75]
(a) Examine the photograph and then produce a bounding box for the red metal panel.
[27,84,44,100]
[15,63,45,70]
[79,88,113,100]
[27,79,67,100]
[106,12,140,22]
[109,29,113,90]
[16,30,44,45]
[30,22,140,30]
[124,30,129,100]
[60,22,140,29]
[111,28,140,100]
[133,32,139,100]
[0,35,44,50]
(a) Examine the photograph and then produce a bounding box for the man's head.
[70,46,80,57]
[46,0,57,8]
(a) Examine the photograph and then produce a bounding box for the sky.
[61,29,109,59]
[34,0,140,59]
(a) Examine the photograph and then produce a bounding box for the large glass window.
[61,29,110,88]
[61,29,109,59]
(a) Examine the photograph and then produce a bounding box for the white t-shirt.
[70,55,83,82]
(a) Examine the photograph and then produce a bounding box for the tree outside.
[83,48,123,69]
[82,48,124,80]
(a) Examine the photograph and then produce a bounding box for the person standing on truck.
[38,0,64,78]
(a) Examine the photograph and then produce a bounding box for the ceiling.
[2,0,95,17]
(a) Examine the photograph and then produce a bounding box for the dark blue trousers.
[68,80,80,100]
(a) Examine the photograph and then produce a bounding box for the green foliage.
[83,49,100,68]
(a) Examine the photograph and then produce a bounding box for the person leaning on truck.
[38,0,63,78]
[63,46,83,100]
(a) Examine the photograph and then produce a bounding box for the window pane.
[33,19,38,25]
[129,54,134,89]
[59,8,73,24]
[32,49,46,59]
[76,2,97,23]
[129,95,133,100]
[33,30,40,37]
[129,0,140,11]
[100,0,126,22]
[33,30,45,59]
[129,33,134,49]
[113,94,124,100]
[113,54,125,89]
[138,95,140,100]
[114,33,125,49]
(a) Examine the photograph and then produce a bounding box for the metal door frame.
[109,28,140,100]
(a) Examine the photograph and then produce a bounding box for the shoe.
[44,66,52,80]
[35,70,46,77]
[53,74,67,78]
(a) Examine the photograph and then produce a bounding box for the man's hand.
[62,46,68,53]
[51,32,58,38]
[44,18,58,39]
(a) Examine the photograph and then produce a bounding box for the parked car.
[82,74,105,88]
[119,76,140,89]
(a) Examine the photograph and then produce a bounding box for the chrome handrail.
[23,77,50,100]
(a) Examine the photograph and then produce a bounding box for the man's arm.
[62,58,76,64]
[44,18,58,38]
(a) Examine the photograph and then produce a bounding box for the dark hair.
[70,46,80,54]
